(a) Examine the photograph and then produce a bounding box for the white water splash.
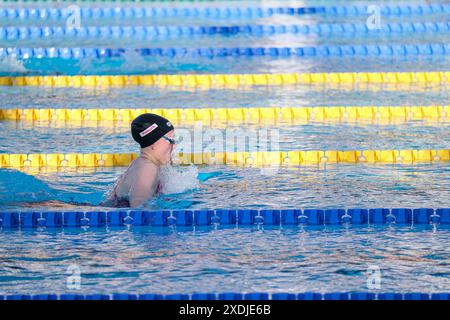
[0,56,27,73]
[158,165,199,195]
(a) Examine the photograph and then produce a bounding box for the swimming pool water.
[1,121,449,154]
[1,84,448,110]
[0,0,448,213]
[0,0,449,298]
[1,224,449,295]
[1,163,449,210]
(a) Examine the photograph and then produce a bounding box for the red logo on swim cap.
[139,123,158,137]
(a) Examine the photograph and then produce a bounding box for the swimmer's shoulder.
[134,156,159,172]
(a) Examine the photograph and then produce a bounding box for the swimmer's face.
[152,130,175,165]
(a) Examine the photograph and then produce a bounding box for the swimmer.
[100,113,176,208]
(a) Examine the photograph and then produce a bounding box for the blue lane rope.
[1,4,449,20]
[2,44,448,59]
[1,292,449,300]
[1,22,449,40]
[0,208,448,228]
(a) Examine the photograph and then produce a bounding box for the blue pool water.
[1,224,450,295]
[1,163,449,211]
[0,121,449,154]
[1,84,448,110]
[0,0,449,297]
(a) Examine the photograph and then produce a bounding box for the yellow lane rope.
[1,149,449,168]
[0,71,448,88]
[1,106,448,124]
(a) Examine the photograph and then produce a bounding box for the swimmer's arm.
[129,165,158,208]
[23,200,98,210]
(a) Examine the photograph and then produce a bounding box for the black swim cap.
[131,113,174,148]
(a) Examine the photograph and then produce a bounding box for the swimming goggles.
[162,136,176,145]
